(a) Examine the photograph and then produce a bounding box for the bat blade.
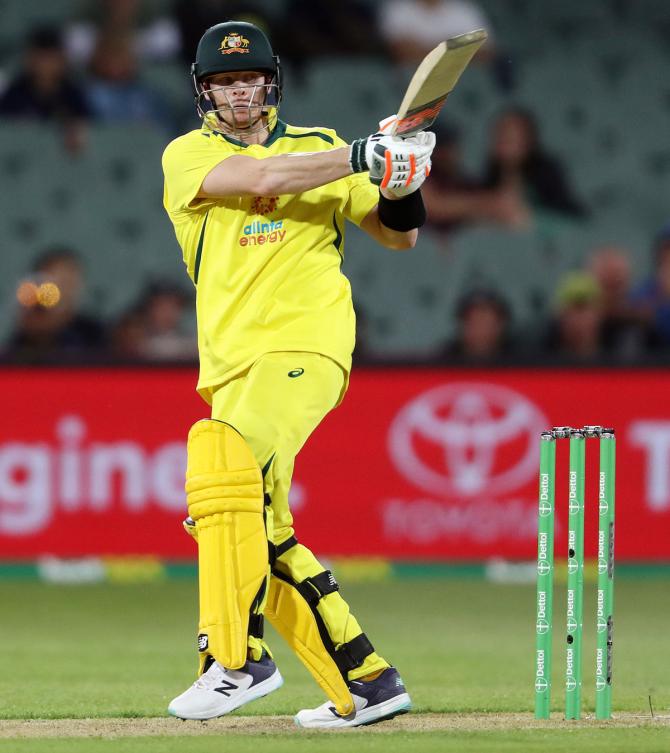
[391,29,488,138]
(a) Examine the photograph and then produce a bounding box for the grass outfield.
[0,578,668,752]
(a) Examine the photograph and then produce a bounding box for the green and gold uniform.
[162,120,378,403]
[162,120,389,700]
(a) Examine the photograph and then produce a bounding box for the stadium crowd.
[1,0,668,366]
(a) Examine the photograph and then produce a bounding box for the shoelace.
[193,666,224,690]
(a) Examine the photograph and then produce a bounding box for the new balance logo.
[214,680,239,697]
[197,634,208,652]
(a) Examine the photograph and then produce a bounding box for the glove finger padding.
[377,113,397,132]
[412,131,437,151]
[368,135,434,188]
[381,151,432,196]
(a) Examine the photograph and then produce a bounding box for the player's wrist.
[380,187,403,200]
[378,187,426,231]
[349,138,369,173]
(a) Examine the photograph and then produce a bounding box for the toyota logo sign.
[388,383,547,497]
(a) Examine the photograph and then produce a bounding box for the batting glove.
[349,131,435,193]
[383,131,436,197]
[348,115,415,174]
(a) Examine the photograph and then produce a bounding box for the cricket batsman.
[162,21,435,728]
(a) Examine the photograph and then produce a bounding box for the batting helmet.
[191,21,282,129]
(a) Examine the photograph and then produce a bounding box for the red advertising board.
[0,367,669,560]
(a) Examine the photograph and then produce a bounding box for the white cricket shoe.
[168,654,283,720]
[294,667,412,728]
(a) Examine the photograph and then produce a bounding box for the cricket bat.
[391,29,488,138]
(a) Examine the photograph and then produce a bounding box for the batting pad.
[186,420,267,671]
[265,575,355,717]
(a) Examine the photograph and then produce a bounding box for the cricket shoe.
[168,654,283,720]
[294,667,411,728]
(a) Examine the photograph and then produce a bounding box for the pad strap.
[377,188,426,231]
[295,570,339,607]
[276,535,298,558]
[269,535,298,566]
[334,633,375,673]
[248,612,264,639]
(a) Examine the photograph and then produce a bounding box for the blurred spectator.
[422,124,529,237]
[85,31,171,129]
[275,1,383,72]
[378,1,515,90]
[543,273,604,361]
[174,1,275,66]
[109,282,197,362]
[589,246,651,356]
[380,0,491,65]
[139,281,197,361]
[630,224,670,349]
[4,248,105,362]
[110,307,148,360]
[438,288,513,362]
[0,27,92,152]
[66,0,180,65]
[481,108,587,223]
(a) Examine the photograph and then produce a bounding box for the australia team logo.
[240,195,285,247]
[219,33,250,54]
[251,196,279,215]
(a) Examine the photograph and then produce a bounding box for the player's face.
[206,71,267,130]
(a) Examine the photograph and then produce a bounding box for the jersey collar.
[207,120,287,148]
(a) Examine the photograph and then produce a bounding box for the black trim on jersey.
[261,453,275,479]
[281,129,334,145]
[193,212,209,284]
[211,120,287,149]
[332,211,343,264]
[206,121,333,149]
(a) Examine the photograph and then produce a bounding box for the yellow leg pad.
[265,575,355,717]
[186,420,266,671]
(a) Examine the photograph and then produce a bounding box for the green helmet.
[191,21,282,128]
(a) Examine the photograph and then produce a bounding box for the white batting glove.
[377,114,398,133]
[349,130,435,194]
[348,116,402,174]
[383,131,435,196]
[349,131,434,185]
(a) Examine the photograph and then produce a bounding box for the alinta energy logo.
[239,196,286,247]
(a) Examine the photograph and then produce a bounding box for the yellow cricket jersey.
[162,120,379,402]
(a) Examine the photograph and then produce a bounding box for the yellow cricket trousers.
[211,351,388,680]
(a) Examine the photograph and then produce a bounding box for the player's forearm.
[377,221,418,250]
[360,205,417,251]
[200,149,353,198]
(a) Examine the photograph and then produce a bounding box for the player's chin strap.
[196,78,280,139]
[201,107,278,140]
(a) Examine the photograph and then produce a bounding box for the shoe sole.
[294,693,412,729]
[168,670,283,720]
